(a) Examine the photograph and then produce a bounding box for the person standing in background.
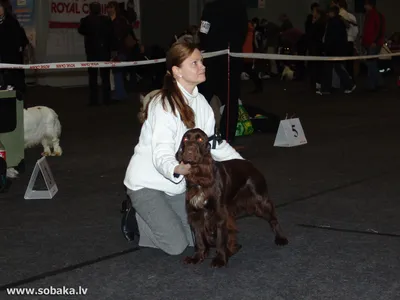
[198,0,248,144]
[78,2,114,106]
[242,19,263,93]
[0,2,28,94]
[263,19,280,76]
[125,0,137,26]
[318,6,356,95]
[107,1,131,101]
[0,0,11,15]
[362,0,385,91]
[305,3,320,36]
[307,7,326,90]
[331,0,358,82]
[279,14,293,33]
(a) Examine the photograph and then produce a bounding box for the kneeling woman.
[124,42,243,255]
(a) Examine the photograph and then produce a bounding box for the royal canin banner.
[49,0,140,29]
[49,0,110,28]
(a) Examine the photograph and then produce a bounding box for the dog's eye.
[197,138,203,142]
[183,137,189,142]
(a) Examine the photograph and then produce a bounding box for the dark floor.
[1,76,400,300]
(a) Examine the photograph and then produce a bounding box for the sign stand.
[274,116,307,147]
[24,156,58,200]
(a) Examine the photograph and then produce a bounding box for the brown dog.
[176,128,288,268]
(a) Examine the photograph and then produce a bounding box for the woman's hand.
[174,162,191,176]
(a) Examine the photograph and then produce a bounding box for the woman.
[0,3,28,92]
[124,42,243,255]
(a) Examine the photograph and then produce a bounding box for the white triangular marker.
[274,118,307,147]
[24,156,58,200]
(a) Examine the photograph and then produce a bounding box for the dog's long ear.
[206,141,211,152]
[196,152,214,187]
[176,139,184,162]
[202,133,211,155]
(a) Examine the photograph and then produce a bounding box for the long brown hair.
[140,42,196,128]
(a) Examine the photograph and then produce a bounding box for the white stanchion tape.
[0,49,228,70]
[229,51,400,61]
[0,48,398,70]
[202,49,229,58]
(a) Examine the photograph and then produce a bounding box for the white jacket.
[124,82,243,196]
[340,8,359,42]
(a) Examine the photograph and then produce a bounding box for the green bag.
[235,102,254,137]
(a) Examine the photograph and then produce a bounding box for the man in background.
[78,2,114,106]
[318,6,355,95]
[305,2,320,35]
[362,0,385,91]
[198,0,248,144]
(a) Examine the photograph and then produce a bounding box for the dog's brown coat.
[176,129,288,268]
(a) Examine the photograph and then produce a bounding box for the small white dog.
[281,65,295,81]
[24,106,62,156]
[6,106,62,179]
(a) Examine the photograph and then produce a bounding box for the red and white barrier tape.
[0,58,166,70]
[0,48,398,70]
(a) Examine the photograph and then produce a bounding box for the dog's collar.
[208,131,222,149]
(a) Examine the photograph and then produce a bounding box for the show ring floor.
[1,78,399,299]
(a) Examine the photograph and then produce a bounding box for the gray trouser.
[127,188,194,255]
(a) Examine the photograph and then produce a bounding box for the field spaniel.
[176,128,288,268]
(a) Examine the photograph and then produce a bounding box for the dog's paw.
[275,236,289,246]
[183,254,205,265]
[41,151,51,156]
[53,151,62,156]
[210,255,227,268]
[6,168,19,179]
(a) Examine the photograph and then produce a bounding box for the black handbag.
[120,195,140,242]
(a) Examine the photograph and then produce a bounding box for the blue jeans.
[366,46,383,90]
[112,53,128,100]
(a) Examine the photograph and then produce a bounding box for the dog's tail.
[54,115,62,137]
[138,89,160,124]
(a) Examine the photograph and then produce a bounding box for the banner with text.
[46,1,141,62]
[49,0,110,28]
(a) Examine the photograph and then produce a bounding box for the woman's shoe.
[120,197,140,242]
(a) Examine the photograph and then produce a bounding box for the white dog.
[281,65,294,81]
[24,106,62,156]
[5,106,62,179]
